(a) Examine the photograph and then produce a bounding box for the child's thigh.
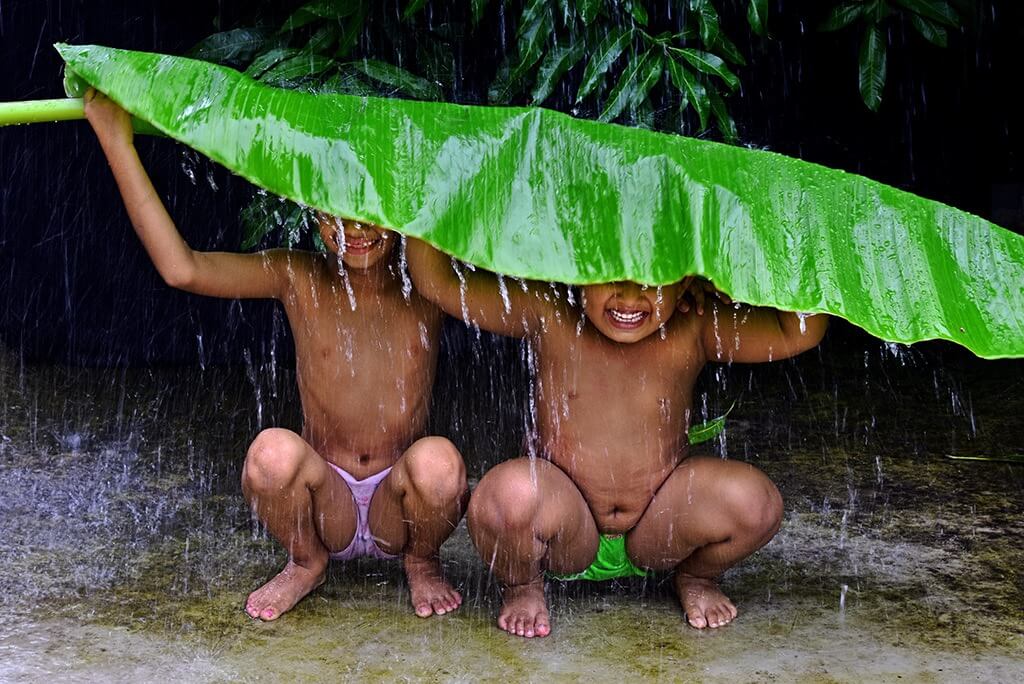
[468,457,600,573]
[626,457,780,567]
[242,428,358,552]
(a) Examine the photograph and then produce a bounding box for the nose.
[614,281,646,301]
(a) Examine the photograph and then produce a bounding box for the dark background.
[1,0,1022,366]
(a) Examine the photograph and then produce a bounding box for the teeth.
[345,237,378,249]
[609,309,646,324]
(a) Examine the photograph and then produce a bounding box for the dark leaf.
[625,1,649,25]
[690,0,721,48]
[577,27,633,101]
[870,0,892,23]
[819,2,867,32]
[281,0,358,33]
[306,24,339,54]
[417,40,456,90]
[712,31,747,66]
[335,4,369,58]
[858,23,887,111]
[319,69,377,96]
[747,0,768,36]
[674,26,699,42]
[260,53,335,84]
[628,51,663,111]
[472,0,491,25]
[666,57,709,130]
[518,0,549,41]
[402,0,429,21]
[187,27,275,67]
[245,48,300,78]
[599,50,650,122]
[708,88,737,142]
[672,48,740,91]
[491,8,553,103]
[576,0,602,25]
[531,41,587,104]
[909,13,948,46]
[345,58,442,100]
[893,0,959,26]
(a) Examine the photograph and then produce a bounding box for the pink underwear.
[327,463,398,561]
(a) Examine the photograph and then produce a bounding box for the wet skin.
[408,239,827,637]
[85,90,469,622]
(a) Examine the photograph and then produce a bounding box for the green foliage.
[818,0,964,111]
[186,0,970,248]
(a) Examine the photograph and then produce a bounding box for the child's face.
[316,213,396,270]
[582,280,688,343]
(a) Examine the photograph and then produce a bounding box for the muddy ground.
[1,336,1021,682]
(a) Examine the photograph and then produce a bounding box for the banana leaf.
[54,43,1024,359]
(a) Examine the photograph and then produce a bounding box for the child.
[84,90,468,621]
[407,238,828,637]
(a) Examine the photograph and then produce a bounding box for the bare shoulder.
[663,309,708,362]
[262,248,324,286]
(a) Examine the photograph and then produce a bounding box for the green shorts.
[549,534,650,582]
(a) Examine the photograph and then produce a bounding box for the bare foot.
[245,560,326,621]
[404,555,462,617]
[497,581,550,638]
[674,573,738,629]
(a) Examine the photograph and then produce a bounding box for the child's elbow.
[161,264,198,290]
[794,314,829,352]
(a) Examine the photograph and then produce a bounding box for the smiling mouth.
[606,308,650,329]
[343,235,381,255]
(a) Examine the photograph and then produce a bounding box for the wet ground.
[1,332,1022,682]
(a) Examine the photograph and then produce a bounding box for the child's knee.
[724,472,783,538]
[242,428,308,492]
[402,436,467,504]
[468,460,542,533]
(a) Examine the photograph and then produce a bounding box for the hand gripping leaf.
[56,44,1024,359]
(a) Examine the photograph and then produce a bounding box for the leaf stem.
[0,97,163,136]
[0,98,84,126]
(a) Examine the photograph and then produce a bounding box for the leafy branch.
[818,0,963,111]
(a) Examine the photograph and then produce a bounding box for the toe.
[687,611,707,629]
[415,601,432,618]
[536,617,550,637]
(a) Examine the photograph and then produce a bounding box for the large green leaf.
[57,44,1024,359]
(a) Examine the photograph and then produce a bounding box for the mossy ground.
[1,337,1022,682]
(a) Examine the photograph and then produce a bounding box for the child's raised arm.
[699,296,828,364]
[84,89,290,300]
[406,237,551,338]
